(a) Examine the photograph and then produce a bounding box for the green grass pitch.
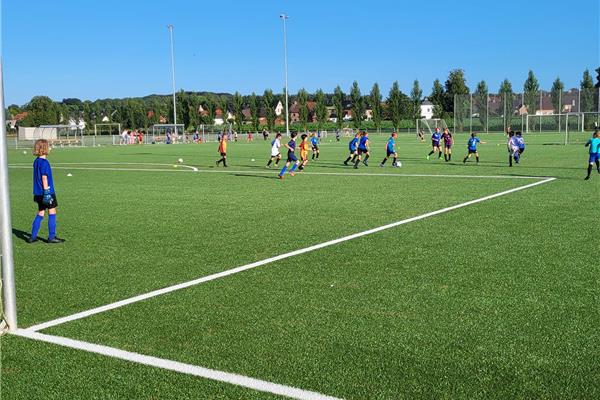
[1,131,599,399]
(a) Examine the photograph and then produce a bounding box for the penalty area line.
[25,177,556,333]
[13,329,341,400]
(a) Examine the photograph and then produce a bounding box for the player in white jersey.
[266,133,282,168]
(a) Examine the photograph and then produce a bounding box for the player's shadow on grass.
[11,228,48,243]
[232,173,277,180]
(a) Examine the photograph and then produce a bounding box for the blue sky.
[2,0,598,105]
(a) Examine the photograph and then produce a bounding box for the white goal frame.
[94,123,121,136]
[416,118,448,135]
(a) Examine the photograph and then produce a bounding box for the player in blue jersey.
[310,133,320,160]
[515,131,525,155]
[584,129,600,180]
[344,132,360,165]
[278,132,300,179]
[380,132,400,167]
[427,127,443,160]
[29,139,65,244]
[462,133,486,164]
[354,130,370,168]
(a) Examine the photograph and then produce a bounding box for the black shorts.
[220,152,227,157]
[519,148,525,154]
[34,194,58,211]
[386,150,396,157]
[468,149,477,154]
[358,148,369,155]
[312,145,319,151]
[432,141,440,148]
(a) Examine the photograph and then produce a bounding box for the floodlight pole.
[0,59,17,331]
[167,25,178,137]
[280,14,290,136]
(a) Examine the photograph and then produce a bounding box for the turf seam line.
[8,164,548,180]
[25,177,555,333]
[12,329,341,400]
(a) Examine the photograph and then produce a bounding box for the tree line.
[6,68,599,133]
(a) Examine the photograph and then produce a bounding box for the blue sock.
[279,165,288,176]
[31,215,43,239]
[290,163,298,173]
[48,214,57,240]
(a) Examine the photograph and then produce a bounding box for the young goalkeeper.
[29,139,65,244]
[584,130,600,180]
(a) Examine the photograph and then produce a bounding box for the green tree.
[523,70,540,115]
[232,92,244,132]
[580,69,595,113]
[249,92,260,131]
[550,77,564,115]
[333,86,345,130]
[297,88,309,131]
[410,80,423,121]
[314,89,328,130]
[20,96,60,126]
[350,81,364,129]
[203,95,216,126]
[262,89,276,131]
[369,83,383,132]
[218,96,229,124]
[387,81,403,130]
[499,79,514,130]
[430,79,445,118]
[444,69,470,114]
[473,80,488,130]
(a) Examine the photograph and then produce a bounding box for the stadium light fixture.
[279,14,290,136]
[167,25,178,137]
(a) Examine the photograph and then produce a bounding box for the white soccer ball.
[395,161,402,168]
[67,173,73,177]
[251,158,256,162]
[177,158,183,164]
[23,150,27,155]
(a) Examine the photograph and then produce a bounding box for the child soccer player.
[427,127,443,160]
[507,131,520,167]
[463,133,486,164]
[278,132,300,179]
[266,133,282,168]
[310,133,320,160]
[441,128,453,162]
[29,139,65,244]
[216,133,228,167]
[515,131,525,155]
[354,130,370,168]
[584,130,600,180]
[335,130,341,142]
[344,133,360,165]
[299,134,310,171]
[380,132,399,167]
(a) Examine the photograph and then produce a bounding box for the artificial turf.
[1,131,599,399]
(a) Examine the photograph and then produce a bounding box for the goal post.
[151,124,185,144]
[0,59,17,332]
[565,112,600,145]
[94,123,121,136]
[416,118,448,135]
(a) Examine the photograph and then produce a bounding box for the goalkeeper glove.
[42,188,53,206]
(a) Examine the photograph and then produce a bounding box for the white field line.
[9,162,198,171]
[26,177,555,333]
[13,329,341,400]
[8,164,548,180]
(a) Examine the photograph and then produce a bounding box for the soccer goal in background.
[565,112,600,145]
[150,124,185,144]
[416,118,448,135]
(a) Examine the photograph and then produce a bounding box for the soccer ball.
[177,158,183,164]
[251,158,256,162]
[394,161,402,168]
[23,150,27,155]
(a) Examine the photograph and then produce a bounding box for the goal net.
[197,124,233,142]
[416,119,448,135]
[94,123,121,136]
[565,112,600,145]
[150,124,185,144]
[18,125,85,147]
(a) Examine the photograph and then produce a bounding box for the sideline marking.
[13,329,341,400]
[8,163,547,180]
[26,177,555,333]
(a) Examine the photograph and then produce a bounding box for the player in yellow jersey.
[298,134,309,171]
[216,134,228,167]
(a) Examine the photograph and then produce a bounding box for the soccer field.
[2,132,599,399]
